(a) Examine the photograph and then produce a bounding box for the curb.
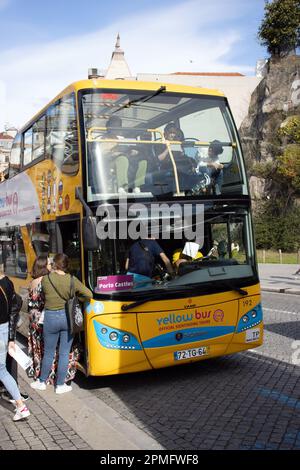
[261,286,300,295]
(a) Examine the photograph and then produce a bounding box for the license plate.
[174,346,208,361]
[246,328,260,343]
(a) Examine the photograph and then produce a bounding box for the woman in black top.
[0,272,30,421]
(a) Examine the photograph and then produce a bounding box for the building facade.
[103,35,263,128]
[0,130,14,177]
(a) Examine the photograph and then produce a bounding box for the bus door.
[136,296,239,369]
[55,218,82,279]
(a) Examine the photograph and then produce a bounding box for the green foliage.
[252,161,276,179]
[253,142,300,249]
[277,144,300,191]
[276,116,300,193]
[258,0,300,57]
[278,116,300,143]
[254,200,300,251]
[251,116,300,197]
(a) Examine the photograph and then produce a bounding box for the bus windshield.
[81,89,247,201]
[87,203,256,297]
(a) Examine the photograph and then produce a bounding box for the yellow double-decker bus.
[0,75,263,376]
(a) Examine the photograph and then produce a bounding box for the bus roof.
[21,78,225,132]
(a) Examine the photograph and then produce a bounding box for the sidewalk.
[0,372,91,450]
[258,263,300,295]
[0,360,163,451]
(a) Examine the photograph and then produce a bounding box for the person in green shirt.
[31,253,92,394]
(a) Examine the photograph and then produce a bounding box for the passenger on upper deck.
[197,140,224,195]
[155,123,210,194]
[156,122,185,169]
[156,123,195,177]
[97,116,148,194]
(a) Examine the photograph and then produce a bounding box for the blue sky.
[0,0,267,128]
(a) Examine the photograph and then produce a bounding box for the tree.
[258,0,300,57]
[277,116,300,194]
[254,200,300,251]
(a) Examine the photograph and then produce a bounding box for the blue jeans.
[39,309,73,386]
[0,322,21,401]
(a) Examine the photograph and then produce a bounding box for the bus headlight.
[123,334,130,343]
[109,332,118,341]
[242,315,249,323]
[251,310,257,318]
[101,328,108,334]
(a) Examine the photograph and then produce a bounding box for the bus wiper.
[220,281,248,296]
[113,86,166,113]
[121,291,167,311]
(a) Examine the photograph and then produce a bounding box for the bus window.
[23,127,33,166]
[9,133,21,177]
[179,105,232,159]
[229,219,247,264]
[46,93,79,175]
[88,238,122,289]
[210,217,247,264]
[81,90,246,200]
[32,115,46,161]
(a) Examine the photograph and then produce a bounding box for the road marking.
[263,307,299,316]
[258,388,300,410]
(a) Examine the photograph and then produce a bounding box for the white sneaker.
[30,380,46,391]
[55,384,72,394]
[133,187,141,193]
[13,405,30,421]
[118,187,127,194]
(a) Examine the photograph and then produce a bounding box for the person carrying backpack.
[30,253,92,394]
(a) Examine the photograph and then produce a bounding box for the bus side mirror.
[82,216,98,250]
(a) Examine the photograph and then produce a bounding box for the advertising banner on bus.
[0,173,41,227]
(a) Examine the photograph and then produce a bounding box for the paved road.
[1,290,299,450]
[259,264,300,294]
[74,291,300,450]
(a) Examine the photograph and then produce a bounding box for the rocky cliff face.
[239,55,300,200]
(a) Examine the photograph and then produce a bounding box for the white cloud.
[0,0,255,129]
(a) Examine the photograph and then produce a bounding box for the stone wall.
[240,55,300,183]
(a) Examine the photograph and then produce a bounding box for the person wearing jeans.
[38,309,73,388]
[0,273,30,421]
[31,253,92,394]
[0,324,30,421]
[0,355,29,403]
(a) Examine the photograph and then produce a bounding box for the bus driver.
[125,239,174,288]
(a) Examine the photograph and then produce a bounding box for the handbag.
[65,276,84,335]
[47,274,84,335]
